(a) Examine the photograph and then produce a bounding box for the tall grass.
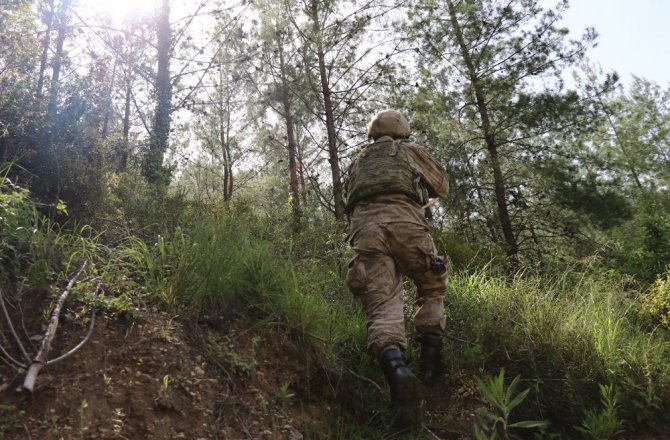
[446,267,670,428]
[1,170,101,293]
[123,212,367,361]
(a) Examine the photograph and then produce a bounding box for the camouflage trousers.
[346,222,448,358]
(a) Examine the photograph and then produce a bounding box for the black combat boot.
[379,348,421,427]
[416,333,446,382]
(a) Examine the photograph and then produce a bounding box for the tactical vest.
[345,139,427,213]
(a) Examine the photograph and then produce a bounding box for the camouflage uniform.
[345,134,449,358]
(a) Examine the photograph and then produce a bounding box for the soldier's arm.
[407,144,449,198]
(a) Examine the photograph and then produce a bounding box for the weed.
[222,343,254,376]
[112,408,125,437]
[78,399,88,438]
[276,382,295,408]
[474,369,548,440]
[161,374,170,395]
[576,384,625,439]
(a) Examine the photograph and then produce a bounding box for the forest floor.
[0,291,483,440]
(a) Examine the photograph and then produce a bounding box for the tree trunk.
[446,0,519,268]
[277,36,301,223]
[284,97,301,223]
[298,141,308,206]
[46,0,72,148]
[41,0,71,208]
[144,0,172,184]
[101,58,118,139]
[35,0,55,101]
[218,65,233,203]
[119,80,131,171]
[310,0,344,221]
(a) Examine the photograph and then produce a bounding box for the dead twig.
[23,261,88,392]
[344,364,383,394]
[0,340,26,370]
[0,289,31,363]
[0,291,28,369]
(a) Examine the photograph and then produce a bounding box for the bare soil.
[1,286,486,440]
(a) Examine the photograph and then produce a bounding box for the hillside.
[2,296,482,440]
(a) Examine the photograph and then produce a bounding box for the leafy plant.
[640,266,670,330]
[474,369,548,440]
[576,384,625,440]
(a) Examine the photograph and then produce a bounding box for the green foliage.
[613,192,670,283]
[431,231,499,273]
[105,172,194,235]
[639,266,670,330]
[0,167,99,290]
[576,384,625,440]
[123,210,367,361]
[445,267,670,430]
[0,172,34,282]
[542,166,633,231]
[474,369,548,440]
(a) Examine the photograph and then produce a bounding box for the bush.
[104,171,196,235]
[640,266,670,331]
[0,167,98,291]
[0,173,34,283]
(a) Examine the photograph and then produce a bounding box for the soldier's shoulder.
[402,140,428,152]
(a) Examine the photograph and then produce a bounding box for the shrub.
[640,266,670,331]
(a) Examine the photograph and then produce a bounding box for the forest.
[1,0,670,438]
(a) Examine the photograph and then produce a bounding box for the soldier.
[344,109,449,427]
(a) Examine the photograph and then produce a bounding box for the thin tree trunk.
[101,58,118,139]
[36,0,55,101]
[218,65,233,203]
[46,0,72,148]
[466,158,499,244]
[298,142,308,206]
[446,0,519,268]
[310,0,344,221]
[277,36,301,223]
[43,0,72,209]
[144,0,172,184]
[119,80,131,171]
[284,98,301,223]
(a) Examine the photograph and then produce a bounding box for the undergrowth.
[3,170,670,438]
[445,266,670,434]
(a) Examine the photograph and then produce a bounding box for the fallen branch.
[0,290,30,368]
[46,282,100,365]
[23,261,87,392]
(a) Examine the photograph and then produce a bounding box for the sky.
[551,0,670,87]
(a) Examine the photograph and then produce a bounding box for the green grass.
[445,267,670,431]
[123,213,368,364]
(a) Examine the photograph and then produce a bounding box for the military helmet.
[366,109,410,140]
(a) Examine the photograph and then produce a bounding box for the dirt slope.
[0,302,483,440]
